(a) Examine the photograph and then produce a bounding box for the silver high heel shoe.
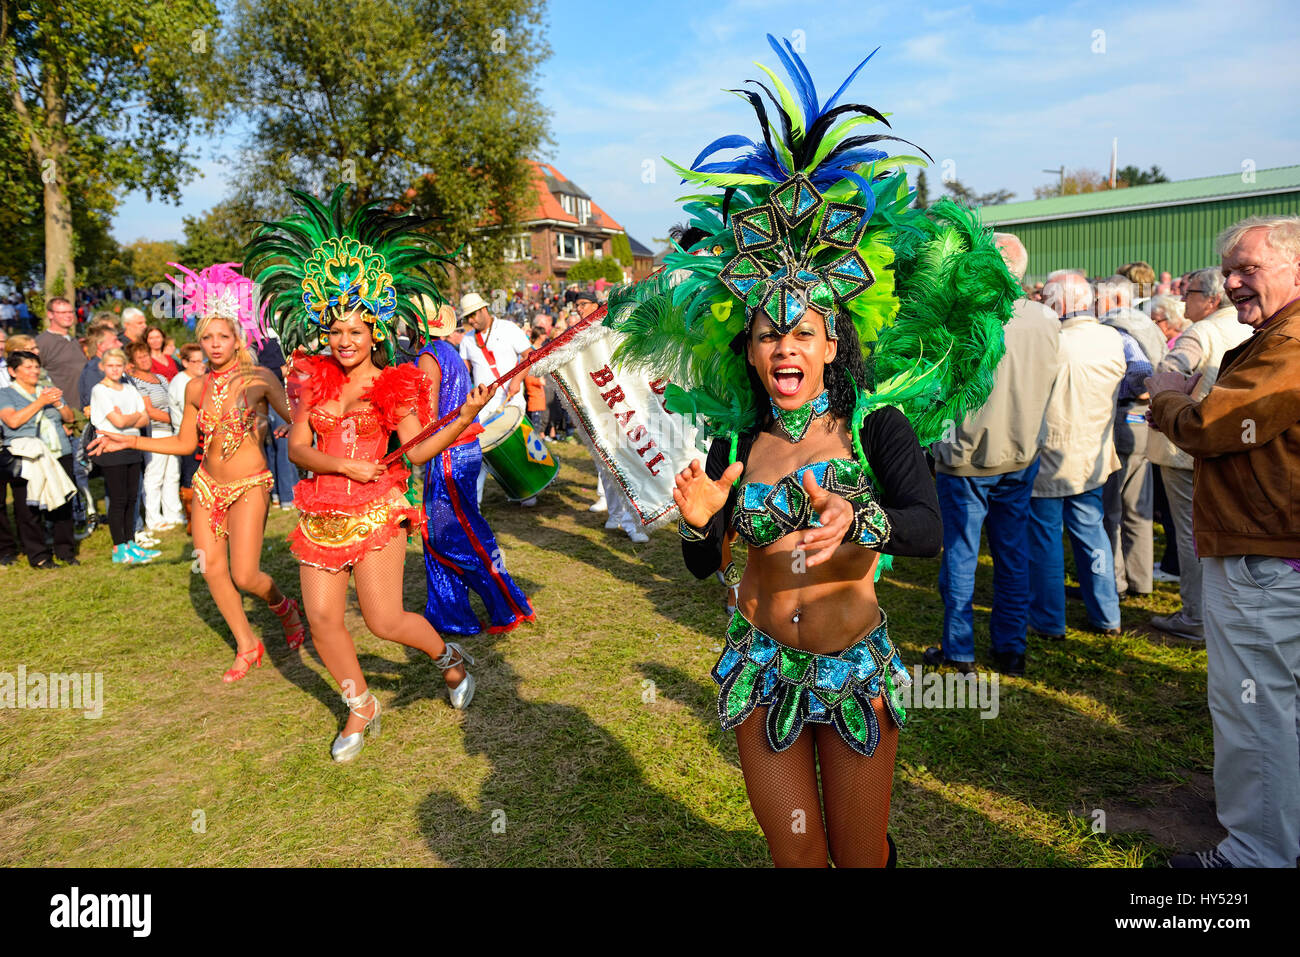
[331,689,381,762]
[435,641,476,710]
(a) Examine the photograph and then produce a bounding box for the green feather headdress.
[243,184,457,361]
[605,35,1019,456]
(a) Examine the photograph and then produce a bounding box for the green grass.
[0,450,1211,866]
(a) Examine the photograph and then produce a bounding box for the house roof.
[626,234,654,257]
[524,161,623,232]
[983,165,1300,225]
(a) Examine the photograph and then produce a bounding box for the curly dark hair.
[737,307,870,436]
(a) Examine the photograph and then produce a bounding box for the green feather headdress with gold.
[244,184,456,362]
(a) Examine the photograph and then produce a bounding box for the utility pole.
[1042,165,1065,196]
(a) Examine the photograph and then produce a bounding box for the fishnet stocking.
[735,695,898,868]
[814,694,898,868]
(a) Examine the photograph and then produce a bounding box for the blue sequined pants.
[422,441,533,635]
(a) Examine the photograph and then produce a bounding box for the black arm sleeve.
[680,433,750,580]
[861,406,942,557]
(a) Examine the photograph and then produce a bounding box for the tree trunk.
[43,150,75,308]
[39,35,74,309]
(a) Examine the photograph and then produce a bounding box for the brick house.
[497,161,648,289]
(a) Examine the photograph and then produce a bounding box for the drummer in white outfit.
[458,292,536,506]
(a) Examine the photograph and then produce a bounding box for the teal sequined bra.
[732,458,891,549]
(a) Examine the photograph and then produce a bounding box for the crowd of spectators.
[930,215,1300,869]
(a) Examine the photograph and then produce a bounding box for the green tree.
[1116,164,1168,187]
[913,169,929,209]
[0,0,218,302]
[566,257,623,283]
[944,178,1015,206]
[610,233,633,268]
[124,239,182,289]
[212,0,551,293]
[1033,167,1117,199]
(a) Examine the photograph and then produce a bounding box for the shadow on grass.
[877,534,1211,861]
[416,631,769,867]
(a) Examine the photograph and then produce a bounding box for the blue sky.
[113,0,1300,253]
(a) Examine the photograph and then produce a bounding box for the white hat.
[459,292,490,319]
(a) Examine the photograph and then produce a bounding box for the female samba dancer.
[247,185,492,762]
[674,307,940,867]
[605,36,1015,865]
[89,262,307,681]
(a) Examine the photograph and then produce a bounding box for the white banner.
[549,326,702,527]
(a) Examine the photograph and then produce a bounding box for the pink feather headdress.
[165,261,267,346]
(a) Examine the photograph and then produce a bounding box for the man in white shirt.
[457,292,534,506]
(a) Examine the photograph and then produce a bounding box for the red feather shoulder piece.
[286,351,346,414]
[365,363,434,431]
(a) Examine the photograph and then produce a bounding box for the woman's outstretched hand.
[673,458,743,530]
[798,469,852,566]
[86,431,133,455]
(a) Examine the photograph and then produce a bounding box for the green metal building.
[981,165,1300,282]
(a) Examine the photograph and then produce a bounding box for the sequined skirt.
[711,608,910,756]
[290,493,424,573]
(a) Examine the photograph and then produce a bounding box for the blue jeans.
[1028,487,1121,633]
[266,408,295,505]
[937,461,1039,660]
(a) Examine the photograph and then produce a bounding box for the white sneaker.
[605,517,622,530]
[588,496,608,513]
[1152,568,1180,583]
[135,532,159,546]
[521,496,538,507]
[626,526,649,544]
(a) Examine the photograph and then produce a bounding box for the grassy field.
[0,449,1217,867]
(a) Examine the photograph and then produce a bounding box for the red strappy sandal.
[272,596,307,650]
[222,642,264,683]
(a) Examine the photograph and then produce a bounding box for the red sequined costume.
[288,353,434,572]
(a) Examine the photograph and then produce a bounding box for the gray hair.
[1188,267,1226,305]
[1148,294,1189,333]
[1045,268,1086,283]
[992,232,1028,281]
[1097,275,1134,308]
[1215,215,1300,260]
[1043,272,1094,317]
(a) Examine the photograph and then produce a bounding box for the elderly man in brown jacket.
[1148,215,1300,869]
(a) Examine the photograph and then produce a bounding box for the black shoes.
[1169,848,1234,869]
[992,651,1026,676]
[922,646,976,674]
[1028,626,1065,641]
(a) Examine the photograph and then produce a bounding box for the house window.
[577,198,591,224]
[505,234,532,261]
[556,233,581,260]
[593,245,603,259]
[559,193,575,216]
